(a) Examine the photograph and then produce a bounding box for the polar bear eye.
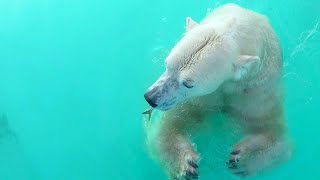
[182,80,194,88]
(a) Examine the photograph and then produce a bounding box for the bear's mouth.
[142,102,175,120]
[155,101,176,111]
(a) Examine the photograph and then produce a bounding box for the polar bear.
[144,3,290,179]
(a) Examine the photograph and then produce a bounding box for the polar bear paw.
[226,148,250,177]
[172,150,199,180]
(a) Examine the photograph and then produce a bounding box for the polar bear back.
[202,3,281,67]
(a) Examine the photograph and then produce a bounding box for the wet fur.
[145,3,291,179]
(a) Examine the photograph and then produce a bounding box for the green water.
[0,0,319,179]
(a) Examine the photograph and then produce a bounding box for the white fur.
[145,3,290,179]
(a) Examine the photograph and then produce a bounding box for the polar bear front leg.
[227,133,273,176]
[152,104,205,180]
[162,133,200,180]
[227,130,290,177]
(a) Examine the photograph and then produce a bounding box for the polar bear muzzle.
[144,72,180,111]
[144,92,158,108]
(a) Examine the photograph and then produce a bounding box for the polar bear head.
[144,17,260,111]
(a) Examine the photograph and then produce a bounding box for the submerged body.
[144,3,290,179]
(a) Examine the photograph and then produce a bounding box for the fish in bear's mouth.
[142,108,154,121]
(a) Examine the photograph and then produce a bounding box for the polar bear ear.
[233,55,261,80]
[186,17,198,32]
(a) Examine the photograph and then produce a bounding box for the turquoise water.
[0,0,319,179]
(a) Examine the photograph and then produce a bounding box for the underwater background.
[0,0,319,179]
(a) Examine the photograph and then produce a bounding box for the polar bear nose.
[144,92,158,108]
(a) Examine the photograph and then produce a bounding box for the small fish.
[142,108,154,121]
